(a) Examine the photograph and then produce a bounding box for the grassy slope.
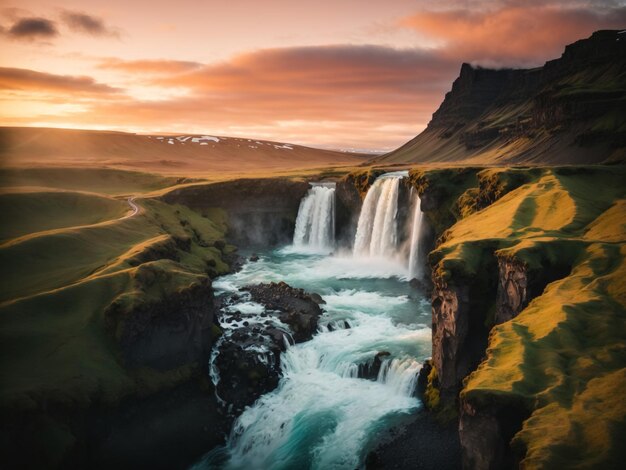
[426,166,626,467]
[0,170,232,415]
[0,190,128,241]
[379,33,626,166]
[0,167,181,195]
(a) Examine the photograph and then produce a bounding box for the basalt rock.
[161,178,309,247]
[416,359,433,397]
[459,398,529,470]
[495,258,529,324]
[335,173,366,246]
[495,253,574,326]
[358,351,391,380]
[244,282,323,342]
[213,282,324,412]
[105,276,216,371]
[214,329,283,413]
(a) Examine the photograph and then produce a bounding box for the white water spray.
[408,192,425,279]
[353,175,402,257]
[293,183,335,250]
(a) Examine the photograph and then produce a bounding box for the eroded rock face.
[213,282,323,412]
[431,282,471,404]
[495,258,529,325]
[106,278,216,371]
[161,178,309,247]
[459,398,529,470]
[335,176,364,247]
[430,249,498,407]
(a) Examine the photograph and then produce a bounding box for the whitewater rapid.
[196,173,430,469]
[197,249,430,470]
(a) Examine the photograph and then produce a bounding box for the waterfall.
[408,192,425,279]
[377,357,421,396]
[293,183,335,250]
[353,175,402,257]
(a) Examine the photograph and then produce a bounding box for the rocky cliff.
[161,178,309,247]
[409,166,626,469]
[378,30,626,165]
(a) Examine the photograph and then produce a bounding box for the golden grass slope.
[427,166,626,468]
[0,190,128,241]
[0,169,232,415]
[464,243,626,468]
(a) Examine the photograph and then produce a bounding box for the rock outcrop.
[161,178,309,247]
[430,270,495,406]
[245,282,323,343]
[105,276,216,370]
[212,282,323,412]
[377,30,626,165]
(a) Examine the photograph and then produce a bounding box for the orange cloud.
[98,58,203,75]
[0,67,120,94]
[400,5,626,66]
[1,46,458,149]
[150,45,455,98]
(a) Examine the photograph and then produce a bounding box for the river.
[195,172,430,469]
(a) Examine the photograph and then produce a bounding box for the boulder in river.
[213,281,324,412]
[244,282,323,342]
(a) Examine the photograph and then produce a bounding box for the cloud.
[0,67,121,94]
[99,58,203,75]
[24,45,457,149]
[61,10,119,37]
[152,45,456,96]
[6,17,58,40]
[400,4,626,66]
[0,45,459,149]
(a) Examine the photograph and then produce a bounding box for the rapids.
[195,173,430,469]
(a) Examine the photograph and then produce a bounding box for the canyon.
[1,30,624,470]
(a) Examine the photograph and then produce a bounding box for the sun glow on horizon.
[1,0,624,150]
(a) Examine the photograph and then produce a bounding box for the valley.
[1,29,625,470]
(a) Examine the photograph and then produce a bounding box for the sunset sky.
[2,0,625,151]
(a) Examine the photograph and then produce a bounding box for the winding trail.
[1,196,141,248]
[0,197,145,307]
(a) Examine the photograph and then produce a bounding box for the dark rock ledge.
[213,281,323,414]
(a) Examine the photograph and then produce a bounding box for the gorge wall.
[161,178,309,247]
[403,165,626,469]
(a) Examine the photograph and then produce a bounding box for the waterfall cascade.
[353,175,402,257]
[352,172,425,279]
[194,182,432,469]
[408,191,425,279]
[293,183,335,250]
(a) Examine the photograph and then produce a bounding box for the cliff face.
[380,30,626,165]
[162,178,309,247]
[411,166,626,469]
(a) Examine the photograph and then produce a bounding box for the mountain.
[376,30,626,165]
[0,127,366,175]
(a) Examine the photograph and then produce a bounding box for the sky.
[1,0,625,151]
